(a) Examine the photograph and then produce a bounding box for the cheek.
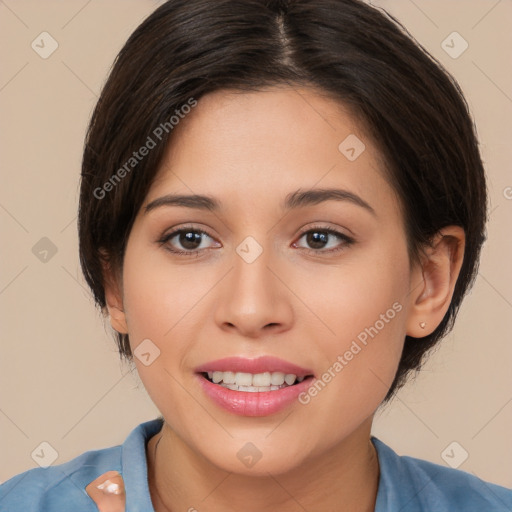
[120,250,197,423]
[121,242,211,344]
[289,242,410,402]
[295,242,408,340]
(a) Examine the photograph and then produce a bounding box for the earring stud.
[419,321,426,329]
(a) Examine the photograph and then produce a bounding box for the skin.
[101,85,465,512]
[85,470,125,512]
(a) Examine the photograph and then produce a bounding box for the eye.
[294,227,354,254]
[158,227,220,255]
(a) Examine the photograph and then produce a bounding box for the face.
[111,86,420,475]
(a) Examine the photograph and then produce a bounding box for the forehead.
[146,86,395,218]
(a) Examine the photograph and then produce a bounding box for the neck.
[147,418,379,512]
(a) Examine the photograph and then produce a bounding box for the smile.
[195,356,315,416]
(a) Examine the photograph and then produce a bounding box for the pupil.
[307,231,328,249]
[180,231,201,249]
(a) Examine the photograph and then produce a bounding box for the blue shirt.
[1,417,511,511]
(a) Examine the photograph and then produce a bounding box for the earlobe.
[406,226,465,338]
[100,251,129,335]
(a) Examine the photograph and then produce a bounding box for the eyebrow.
[144,188,376,216]
[284,188,376,216]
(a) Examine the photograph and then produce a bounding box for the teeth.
[252,372,271,386]
[220,383,282,392]
[284,374,296,385]
[235,372,253,386]
[238,386,258,392]
[223,371,236,384]
[270,372,285,385]
[205,371,303,389]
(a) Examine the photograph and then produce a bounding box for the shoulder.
[0,418,163,512]
[0,444,122,511]
[372,437,512,512]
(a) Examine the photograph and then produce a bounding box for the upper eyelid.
[293,227,353,247]
[299,224,347,234]
[297,224,354,241]
[162,227,216,242]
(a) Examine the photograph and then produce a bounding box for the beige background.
[1,0,511,488]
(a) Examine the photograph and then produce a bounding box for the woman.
[1,0,510,510]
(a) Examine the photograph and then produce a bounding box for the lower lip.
[196,374,314,416]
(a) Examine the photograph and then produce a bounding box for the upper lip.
[195,356,314,377]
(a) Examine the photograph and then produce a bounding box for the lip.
[194,356,315,417]
[194,356,314,377]
[196,373,315,416]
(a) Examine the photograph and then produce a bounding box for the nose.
[214,245,294,338]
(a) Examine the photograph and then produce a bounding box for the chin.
[198,436,311,477]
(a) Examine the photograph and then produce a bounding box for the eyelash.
[157,224,354,257]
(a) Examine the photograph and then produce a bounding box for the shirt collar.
[122,417,164,512]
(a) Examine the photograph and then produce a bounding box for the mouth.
[194,356,315,416]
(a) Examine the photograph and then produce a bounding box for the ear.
[100,250,129,335]
[406,226,465,338]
